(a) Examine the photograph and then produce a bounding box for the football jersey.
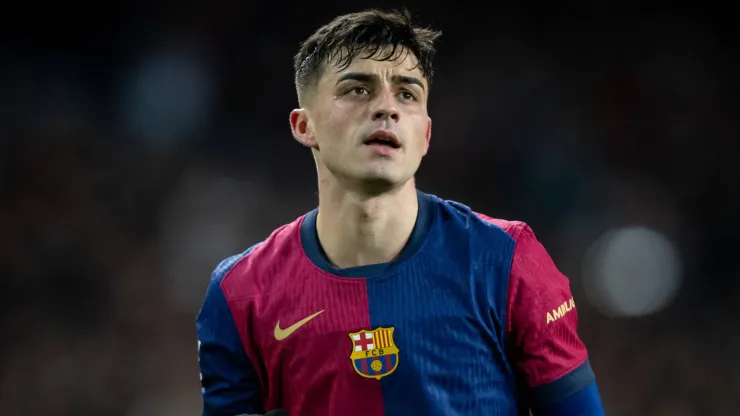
[197,191,595,416]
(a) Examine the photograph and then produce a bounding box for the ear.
[422,117,431,156]
[290,109,317,148]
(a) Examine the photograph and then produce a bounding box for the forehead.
[320,48,424,84]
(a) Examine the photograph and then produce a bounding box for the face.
[290,48,432,193]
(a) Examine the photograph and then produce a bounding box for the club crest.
[348,327,399,380]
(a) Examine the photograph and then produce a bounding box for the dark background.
[1,2,738,415]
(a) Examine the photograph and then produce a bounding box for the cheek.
[325,111,345,132]
[315,117,351,154]
[412,118,429,150]
[327,110,359,142]
[321,119,343,147]
[314,108,341,141]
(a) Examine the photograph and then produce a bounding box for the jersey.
[196,191,599,416]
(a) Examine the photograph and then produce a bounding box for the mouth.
[363,130,401,149]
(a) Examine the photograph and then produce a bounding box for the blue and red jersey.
[196,191,603,415]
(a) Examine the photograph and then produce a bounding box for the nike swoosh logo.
[274,310,325,341]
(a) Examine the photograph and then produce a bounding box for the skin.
[290,48,432,268]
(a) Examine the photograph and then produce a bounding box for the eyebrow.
[336,72,425,91]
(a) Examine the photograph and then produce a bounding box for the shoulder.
[444,199,560,302]
[430,193,531,244]
[210,214,308,300]
[473,211,529,240]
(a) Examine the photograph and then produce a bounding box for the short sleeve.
[505,223,594,407]
[197,255,263,416]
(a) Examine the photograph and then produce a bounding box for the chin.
[327,162,411,194]
[353,171,410,195]
[356,179,397,196]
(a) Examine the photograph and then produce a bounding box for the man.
[197,8,605,416]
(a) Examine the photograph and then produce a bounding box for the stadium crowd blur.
[1,3,737,415]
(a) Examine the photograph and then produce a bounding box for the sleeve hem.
[529,359,595,407]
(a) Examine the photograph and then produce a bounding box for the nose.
[371,90,400,123]
[372,108,399,122]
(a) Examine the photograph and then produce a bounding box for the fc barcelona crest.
[348,327,399,380]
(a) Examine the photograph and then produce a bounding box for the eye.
[347,86,370,96]
[399,90,417,101]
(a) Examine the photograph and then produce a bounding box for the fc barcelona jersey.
[196,191,596,416]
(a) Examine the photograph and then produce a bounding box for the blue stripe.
[532,381,604,416]
[366,199,522,415]
[530,360,597,408]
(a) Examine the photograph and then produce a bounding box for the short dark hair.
[293,8,442,105]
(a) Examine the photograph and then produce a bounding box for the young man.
[197,9,605,416]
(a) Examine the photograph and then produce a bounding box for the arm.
[197,256,264,416]
[505,223,605,415]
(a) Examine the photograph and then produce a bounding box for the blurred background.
[1,2,738,415]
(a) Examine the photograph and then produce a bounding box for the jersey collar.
[300,190,434,278]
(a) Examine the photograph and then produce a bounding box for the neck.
[316,177,419,269]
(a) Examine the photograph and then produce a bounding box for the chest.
[248,259,509,385]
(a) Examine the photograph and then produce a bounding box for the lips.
[363,130,401,149]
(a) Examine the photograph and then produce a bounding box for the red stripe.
[224,220,384,416]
